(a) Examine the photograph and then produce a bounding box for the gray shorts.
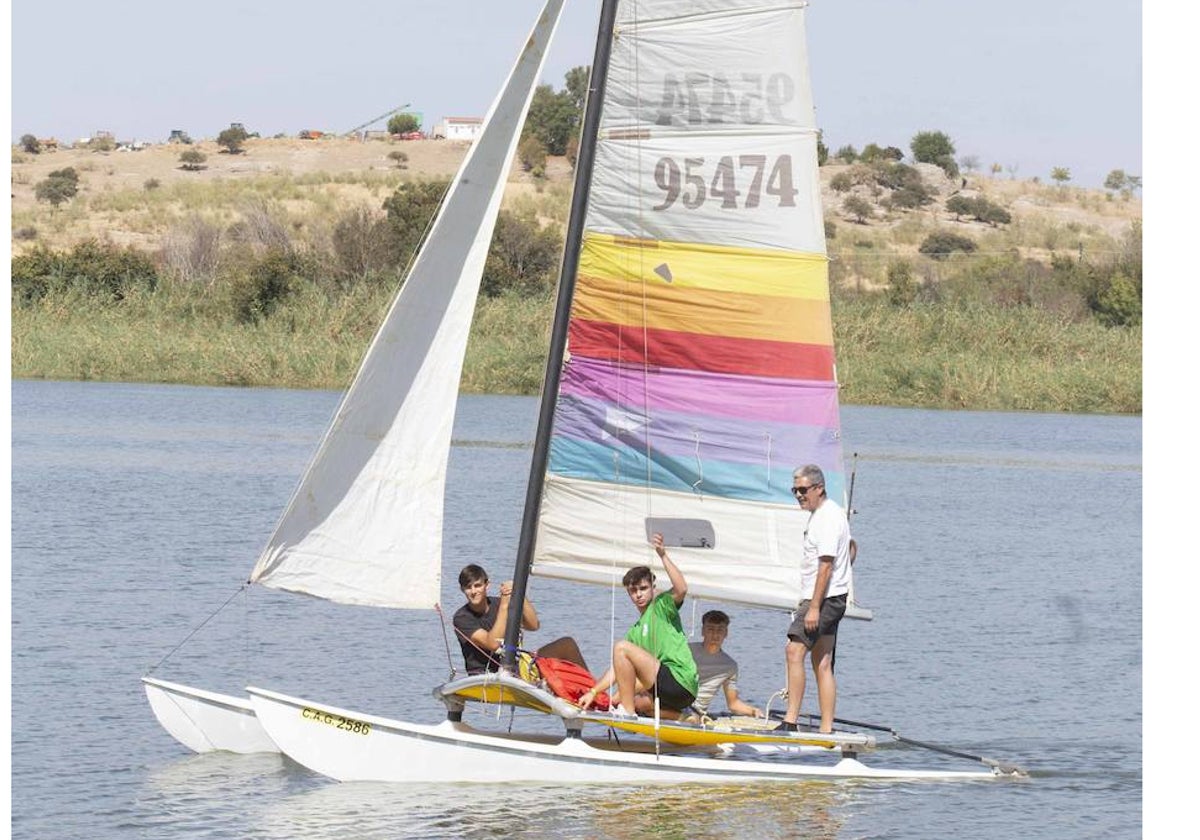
[786,594,847,649]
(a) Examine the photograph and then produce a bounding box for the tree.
[34,167,80,208]
[1050,167,1071,186]
[835,144,858,164]
[387,113,420,135]
[959,155,980,173]
[20,134,41,154]
[524,84,577,155]
[1103,169,1126,191]
[990,162,1003,177]
[387,150,409,170]
[842,195,873,223]
[179,149,207,171]
[217,125,250,154]
[563,65,590,112]
[816,133,828,166]
[910,131,955,165]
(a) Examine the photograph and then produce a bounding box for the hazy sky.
[10,0,1141,187]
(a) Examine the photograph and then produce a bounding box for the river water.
[10,380,1142,838]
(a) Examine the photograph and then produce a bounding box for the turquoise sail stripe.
[548,434,846,506]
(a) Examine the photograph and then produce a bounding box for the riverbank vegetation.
[11,118,1141,414]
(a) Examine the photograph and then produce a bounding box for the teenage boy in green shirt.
[579,534,698,718]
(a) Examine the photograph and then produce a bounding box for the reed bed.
[12,283,1140,413]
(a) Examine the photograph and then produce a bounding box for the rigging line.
[145,584,248,675]
[433,603,458,680]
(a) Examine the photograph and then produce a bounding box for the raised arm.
[652,533,687,606]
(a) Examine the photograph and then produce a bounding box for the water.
[11,380,1142,838]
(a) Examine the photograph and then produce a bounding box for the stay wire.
[145,584,249,675]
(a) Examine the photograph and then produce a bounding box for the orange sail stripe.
[573,273,833,346]
[569,319,836,381]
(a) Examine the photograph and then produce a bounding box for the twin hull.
[245,686,997,783]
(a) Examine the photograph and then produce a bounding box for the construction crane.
[345,103,412,138]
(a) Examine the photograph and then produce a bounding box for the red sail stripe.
[569,319,835,381]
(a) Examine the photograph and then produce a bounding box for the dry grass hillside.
[11,137,1140,285]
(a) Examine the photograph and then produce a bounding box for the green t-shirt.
[624,592,699,696]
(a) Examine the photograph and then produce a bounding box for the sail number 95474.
[301,707,372,735]
[653,154,799,211]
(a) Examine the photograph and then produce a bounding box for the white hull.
[248,686,1000,783]
[143,677,279,754]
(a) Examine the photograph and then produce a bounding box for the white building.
[432,116,483,141]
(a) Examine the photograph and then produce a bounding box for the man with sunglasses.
[777,464,852,734]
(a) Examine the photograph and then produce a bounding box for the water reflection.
[246,778,847,840]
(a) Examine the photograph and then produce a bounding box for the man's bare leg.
[783,639,810,723]
[811,634,836,732]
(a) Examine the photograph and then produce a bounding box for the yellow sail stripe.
[579,232,829,300]
[573,273,834,346]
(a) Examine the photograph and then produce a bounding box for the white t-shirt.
[798,498,851,600]
[688,641,738,715]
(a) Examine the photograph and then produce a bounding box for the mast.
[502,0,621,669]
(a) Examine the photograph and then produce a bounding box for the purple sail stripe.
[550,393,842,471]
[559,356,841,428]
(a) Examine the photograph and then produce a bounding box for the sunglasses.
[791,484,820,497]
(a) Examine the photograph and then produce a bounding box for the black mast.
[502,0,621,670]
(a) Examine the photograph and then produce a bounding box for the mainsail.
[249,0,565,608]
[532,0,846,611]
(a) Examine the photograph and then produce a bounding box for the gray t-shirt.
[688,641,738,715]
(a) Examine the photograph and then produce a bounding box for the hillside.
[11,136,1141,284]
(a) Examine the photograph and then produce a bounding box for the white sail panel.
[250,0,565,609]
[588,133,824,253]
[536,475,807,611]
[604,6,816,131]
[615,0,810,25]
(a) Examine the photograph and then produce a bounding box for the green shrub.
[144,178,162,191]
[482,208,563,297]
[378,179,451,272]
[824,219,837,240]
[518,134,548,175]
[14,226,38,241]
[11,240,159,303]
[842,195,873,223]
[20,134,41,154]
[179,149,207,171]
[886,260,918,306]
[223,248,311,322]
[830,172,852,192]
[919,231,978,259]
[1094,273,1141,327]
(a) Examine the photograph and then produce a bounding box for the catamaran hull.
[143,677,280,754]
[247,686,1000,783]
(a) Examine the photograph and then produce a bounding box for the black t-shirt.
[452,597,501,674]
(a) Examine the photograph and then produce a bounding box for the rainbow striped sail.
[533,0,846,611]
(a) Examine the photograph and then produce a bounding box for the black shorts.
[786,593,847,649]
[653,666,696,712]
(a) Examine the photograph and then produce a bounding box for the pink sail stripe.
[559,355,841,427]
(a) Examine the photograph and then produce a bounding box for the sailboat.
[146,0,1024,782]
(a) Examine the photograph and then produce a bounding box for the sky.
[9,0,1141,188]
